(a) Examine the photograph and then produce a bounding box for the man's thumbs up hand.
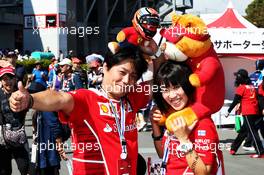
[9,81,31,112]
[17,81,27,93]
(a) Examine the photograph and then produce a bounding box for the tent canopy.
[207,1,257,29]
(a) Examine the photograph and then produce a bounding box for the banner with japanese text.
[209,29,264,54]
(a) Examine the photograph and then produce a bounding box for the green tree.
[245,0,264,28]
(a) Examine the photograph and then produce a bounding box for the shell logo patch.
[100,104,109,113]
[98,102,115,117]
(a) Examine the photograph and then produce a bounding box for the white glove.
[137,63,153,83]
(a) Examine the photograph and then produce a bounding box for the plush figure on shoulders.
[108,7,160,56]
[159,13,225,132]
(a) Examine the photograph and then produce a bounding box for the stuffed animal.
[108,7,160,56]
[159,13,225,132]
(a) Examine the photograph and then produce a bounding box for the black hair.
[256,60,264,71]
[0,73,15,80]
[5,51,17,59]
[234,72,251,87]
[137,153,147,175]
[153,61,195,114]
[104,46,148,80]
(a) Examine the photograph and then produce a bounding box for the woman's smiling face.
[161,83,189,111]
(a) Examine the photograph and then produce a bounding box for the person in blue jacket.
[250,60,264,88]
[30,111,68,175]
[29,62,48,93]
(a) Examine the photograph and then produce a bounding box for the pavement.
[11,112,264,175]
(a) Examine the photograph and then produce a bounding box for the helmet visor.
[139,15,160,27]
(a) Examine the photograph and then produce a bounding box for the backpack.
[0,89,27,147]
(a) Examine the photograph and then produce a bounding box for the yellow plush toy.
[159,14,225,132]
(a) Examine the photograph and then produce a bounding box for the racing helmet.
[132,7,160,40]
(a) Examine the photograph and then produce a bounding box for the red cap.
[0,66,15,77]
[72,57,81,64]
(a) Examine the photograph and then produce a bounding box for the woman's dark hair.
[104,46,148,80]
[234,69,251,87]
[153,61,195,114]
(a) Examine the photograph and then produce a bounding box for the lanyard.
[109,99,127,160]
[161,131,171,175]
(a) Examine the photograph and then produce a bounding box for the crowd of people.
[0,49,107,175]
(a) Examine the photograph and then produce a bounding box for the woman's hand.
[56,137,68,161]
[167,117,197,143]
[149,106,163,135]
[150,106,164,158]
[150,106,163,124]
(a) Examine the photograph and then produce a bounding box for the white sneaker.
[242,146,255,151]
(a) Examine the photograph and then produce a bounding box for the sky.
[187,0,253,15]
